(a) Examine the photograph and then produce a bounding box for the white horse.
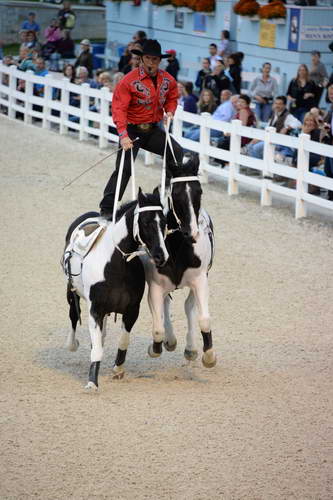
[62,188,169,390]
[140,155,216,369]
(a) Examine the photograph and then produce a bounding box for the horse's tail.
[67,282,81,330]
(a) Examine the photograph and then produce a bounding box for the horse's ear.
[187,154,199,175]
[153,186,160,199]
[138,187,146,205]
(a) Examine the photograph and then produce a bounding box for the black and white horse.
[140,156,216,369]
[62,188,169,390]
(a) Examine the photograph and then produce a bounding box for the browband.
[137,206,163,212]
[170,176,199,184]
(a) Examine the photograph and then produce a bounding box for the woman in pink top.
[44,19,62,43]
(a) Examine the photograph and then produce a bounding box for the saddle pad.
[70,217,107,258]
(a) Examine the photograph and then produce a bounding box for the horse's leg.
[101,315,108,347]
[147,284,165,358]
[163,295,177,352]
[184,289,198,361]
[192,276,217,368]
[66,285,80,352]
[112,303,140,380]
[85,303,104,391]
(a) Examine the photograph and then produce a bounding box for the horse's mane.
[115,193,162,221]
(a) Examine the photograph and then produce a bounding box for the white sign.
[301,25,333,41]
[223,13,230,30]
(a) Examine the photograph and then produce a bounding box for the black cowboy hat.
[131,39,168,59]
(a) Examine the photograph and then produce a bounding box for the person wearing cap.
[74,39,93,78]
[165,49,180,81]
[57,1,76,31]
[21,12,40,34]
[99,39,183,219]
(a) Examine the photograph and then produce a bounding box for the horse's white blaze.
[186,184,199,241]
[155,213,169,262]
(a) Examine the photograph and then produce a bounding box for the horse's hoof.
[184,349,198,361]
[164,339,177,352]
[202,349,217,368]
[112,365,125,380]
[67,339,79,352]
[85,381,98,391]
[148,344,161,358]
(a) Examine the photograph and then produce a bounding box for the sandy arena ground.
[1,117,333,500]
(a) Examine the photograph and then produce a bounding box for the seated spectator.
[287,64,316,122]
[25,30,41,55]
[309,51,328,107]
[1,55,14,86]
[185,89,236,142]
[198,88,217,114]
[69,66,97,123]
[98,71,112,90]
[225,53,242,94]
[17,46,36,72]
[178,81,198,114]
[247,96,301,160]
[56,30,75,59]
[42,19,62,59]
[165,50,180,81]
[195,58,211,93]
[19,30,28,51]
[323,84,333,199]
[291,112,330,195]
[64,63,76,83]
[250,62,278,123]
[133,30,147,47]
[123,53,141,74]
[33,57,48,97]
[218,30,231,62]
[203,60,230,101]
[21,12,40,34]
[325,72,333,106]
[118,43,134,72]
[217,94,256,166]
[208,43,222,71]
[74,40,94,78]
[58,1,76,31]
[111,72,125,92]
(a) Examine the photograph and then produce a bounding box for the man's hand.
[164,112,174,126]
[120,136,133,151]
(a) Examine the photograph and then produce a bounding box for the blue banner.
[288,8,301,51]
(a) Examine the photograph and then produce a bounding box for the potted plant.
[259,1,286,19]
[233,0,260,18]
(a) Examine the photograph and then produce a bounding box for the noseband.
[168,176,200,231]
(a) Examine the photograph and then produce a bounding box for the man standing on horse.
[99,39,183,219]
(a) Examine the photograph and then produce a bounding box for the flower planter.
[177,7,192,13]
[268,17,286,24]
[165,5,175,10]
[248,15,260,21]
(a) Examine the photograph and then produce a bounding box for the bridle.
[115,204,164,262]
[167,176,200,232]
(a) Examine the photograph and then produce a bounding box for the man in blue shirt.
[34,57,48,96]
[21,12,40,34]
[185,89,237,142]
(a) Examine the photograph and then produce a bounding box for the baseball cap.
[80,39,91,46]
[166,49,176,56]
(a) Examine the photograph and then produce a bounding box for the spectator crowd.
[1,14,333,199]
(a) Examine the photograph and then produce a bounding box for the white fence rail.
[1,62,333,219]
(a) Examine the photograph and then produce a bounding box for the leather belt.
[128,123,157,131]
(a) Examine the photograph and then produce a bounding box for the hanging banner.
[301,25,333,41]
[193,13,206,33]
[259,20,276,48]
[288,8,301,51]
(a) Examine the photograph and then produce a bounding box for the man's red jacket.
[111,66,178,138]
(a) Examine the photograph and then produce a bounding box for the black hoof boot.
[148,341,163,358]
[85,361,100,391]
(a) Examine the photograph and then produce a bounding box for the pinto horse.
[62,188,168,390]
[140,155,216,369]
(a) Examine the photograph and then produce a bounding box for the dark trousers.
[99,124,183,212]
[324,156,333,200]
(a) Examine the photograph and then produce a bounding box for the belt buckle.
[139,123,151,131]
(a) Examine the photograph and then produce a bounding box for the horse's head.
[168,154,202,242]
[135,187,169,268]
